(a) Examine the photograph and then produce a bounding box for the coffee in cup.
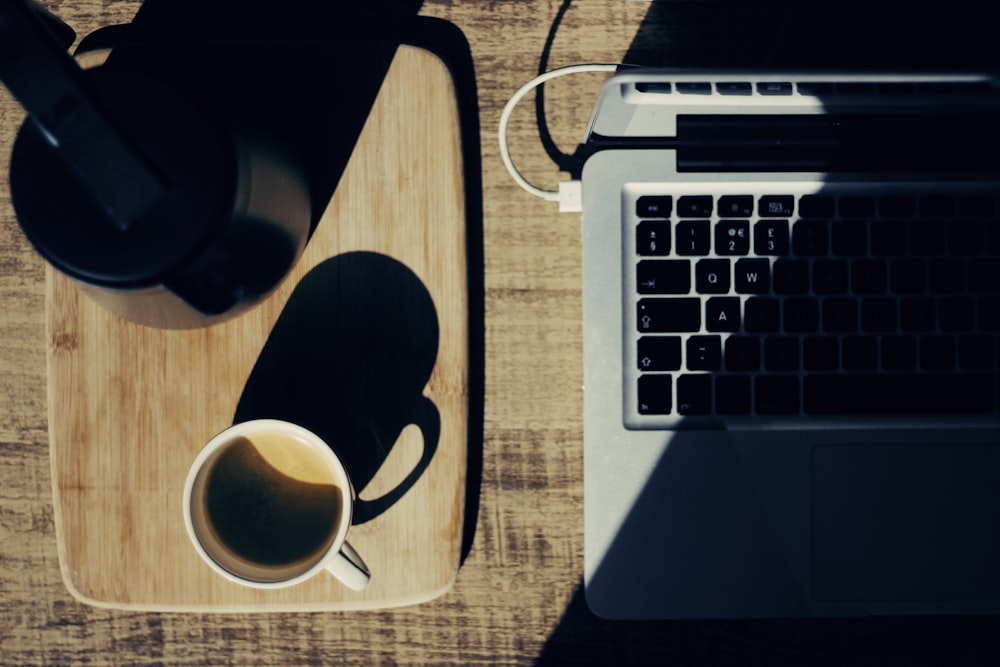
[184,419,369,590]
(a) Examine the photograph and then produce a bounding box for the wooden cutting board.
[46,45,468,611]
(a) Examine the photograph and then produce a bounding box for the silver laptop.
[580,70,1000,618]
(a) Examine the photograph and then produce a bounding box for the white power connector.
[558,180,583,213]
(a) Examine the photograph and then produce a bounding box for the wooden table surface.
[3,1,1000,665]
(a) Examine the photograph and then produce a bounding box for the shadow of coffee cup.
[234,252,440,524]
[339,393,441,524]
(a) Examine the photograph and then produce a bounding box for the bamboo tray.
[47,45,468,611]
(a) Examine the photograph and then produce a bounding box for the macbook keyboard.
[627,185,1000,424]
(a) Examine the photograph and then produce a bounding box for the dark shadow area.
[534,0,1000,181]
[623,0,1000,71]
[539,581,1000,666]
[75,0,425,236]
[68,2,485,561]
[234,252,440,525]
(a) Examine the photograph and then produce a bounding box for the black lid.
[10,67,233,287]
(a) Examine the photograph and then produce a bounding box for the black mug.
[1,0,312,328]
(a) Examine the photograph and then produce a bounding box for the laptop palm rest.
[812,443,1000,603]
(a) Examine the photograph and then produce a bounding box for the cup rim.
[183,418,354,589]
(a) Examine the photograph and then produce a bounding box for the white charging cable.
[498,64,621,212]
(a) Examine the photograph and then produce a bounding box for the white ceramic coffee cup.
[183,419,370,591]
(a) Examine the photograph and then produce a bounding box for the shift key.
[638,298,702,332]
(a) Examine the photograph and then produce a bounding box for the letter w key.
[735,258,770,294]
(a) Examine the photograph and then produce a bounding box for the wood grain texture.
[46,45,467,612]
[5,1,1000,665]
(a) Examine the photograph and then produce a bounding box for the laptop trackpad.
[812,443,1000,602]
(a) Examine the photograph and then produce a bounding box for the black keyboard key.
[757,82,793,96]
[851,259,888,294]
[879,195,916,218]
[686,335,722,371]
[783,298,820,333]
[813,260,849,295]
[716,220,750,255]
[677,195,713,217]
[637,195,672,218]
[638,298,702,332]
[792,220,828,256]
[822,298,858,332]
[719,195,754,217]
[725,336,760,371]
[764,336,799,371]
[717,82,753,96]
[803,336,838,371]
[636,82,673,94]
[881,335,917,371]
[754,220,790,255]
[871,221,906,255]
[929,259,965,293]
[839,196,876,218]
[989,224,1000,256]
[919,196,956,218]
[735,258,770,294]
[861,297,896,332]
[803,374,994,414]
[842,335,878,370]
[940,297,975,332]
[637,260,691,294]
[638,374,672,415]
[675,220,711,255]
[831,220,868,256]
[760,196,794,218]
[959,335,994,370]
[636,221,671,256]
[773,259,809,294]
[969,259,1000,293]
[799,195,835,218]
[900,297,936,332]
[716,375,751,415]
[755,375,800,414]
[909,220,946,256]
[960,195,997,218]
[949,220,984,255]
[890,258,926,294]
[744,297,780,333]
[677,374,712,415]
[696,259,731,294]
[677,82,712,95]
[638,336,682,371]
[979,297,1000,331]
[920,336,956,370]
[706,297,740,332]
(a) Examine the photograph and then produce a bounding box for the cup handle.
[325,540,370,591]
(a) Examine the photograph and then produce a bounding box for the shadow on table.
[536,583,1000,666]
[234,253,441,525]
